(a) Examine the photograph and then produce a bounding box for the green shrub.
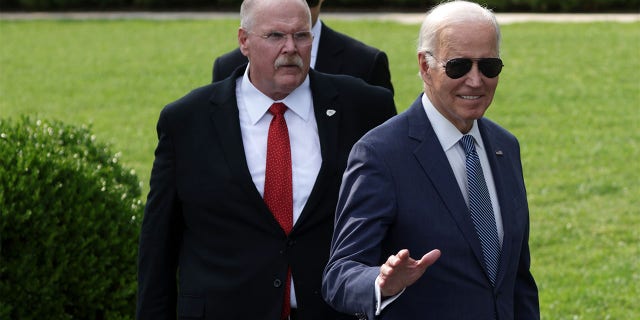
[0,117,143,320]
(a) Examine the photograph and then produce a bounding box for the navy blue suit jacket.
[137,67,396,320]
[212,21,394,95]
[322,95,539,319]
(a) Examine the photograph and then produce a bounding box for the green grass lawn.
[1,18,638,319]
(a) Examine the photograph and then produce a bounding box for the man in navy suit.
[212,0,394,95]
[322,1,539,319]
[136,0,395,319]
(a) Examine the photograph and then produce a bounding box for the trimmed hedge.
[1,0,639,12]
[0,117,142,319]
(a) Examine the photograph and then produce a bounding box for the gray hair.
[418,1,501,67]
[240,0,312,31]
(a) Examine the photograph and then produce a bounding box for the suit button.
[273,279,282,288]
[287,239,296,247]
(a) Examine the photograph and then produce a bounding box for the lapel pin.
[495,150,504,156]
[326,109,336,117]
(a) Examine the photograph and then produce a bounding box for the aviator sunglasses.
[427,52,504,79]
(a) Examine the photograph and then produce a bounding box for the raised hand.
[377,249,441,297]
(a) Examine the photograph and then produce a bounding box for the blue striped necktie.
[460,135,501,286]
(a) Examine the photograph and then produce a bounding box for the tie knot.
[460,135,476,156]
[269,102,288,116]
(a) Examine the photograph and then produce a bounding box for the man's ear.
[238,28,250,57]
[418,52,432,84]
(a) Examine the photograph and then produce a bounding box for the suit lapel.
[314,23,344,75]
[208,72,283,233]
[478,120,517,288]
[293,70,341,230]
[408,97,487,273]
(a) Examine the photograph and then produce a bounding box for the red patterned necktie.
[264,102,293,319]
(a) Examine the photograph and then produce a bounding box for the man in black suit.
[212,0,394,95]
[136,0,396,319]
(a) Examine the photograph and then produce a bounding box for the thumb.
[418,249,441,267]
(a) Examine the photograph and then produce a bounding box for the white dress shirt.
[236,67,322,308]
[421,94,504,243]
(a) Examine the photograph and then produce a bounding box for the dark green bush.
[0,117,143,320]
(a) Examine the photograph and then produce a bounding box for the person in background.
[212,0,394,95]
[136,0,396,319]
[322,1,539,319]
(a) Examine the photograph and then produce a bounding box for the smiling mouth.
[459,95,481,100]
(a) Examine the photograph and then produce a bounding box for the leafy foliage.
[0,117,143,320]
[1,0,639,11]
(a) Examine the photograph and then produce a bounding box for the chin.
[458,108,488,122]
[277,76,304,89]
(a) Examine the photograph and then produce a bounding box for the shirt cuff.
[374,276,405,316]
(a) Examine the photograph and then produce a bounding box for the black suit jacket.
[212,21,394,94]
[137,67,397,320]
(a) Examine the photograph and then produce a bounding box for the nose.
[282,34,298,52]
[465,62,483,87]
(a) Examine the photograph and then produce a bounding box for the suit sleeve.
[212,49,249,83]
[514,220,540,319]
[212,56,233,83]
[367,51,394,96]
[322,139,396,320]
[511,138,540,319]
[136,109,182,319]
[212,57,220,83]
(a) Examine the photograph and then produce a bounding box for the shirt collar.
[310,20,322,68]
[240,65,313,125]
[421,94,485,152]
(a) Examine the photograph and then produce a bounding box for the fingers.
[381,249,440,278]
[379,250,408,283]
[386,249,410,267]
[396,249,410,260]
[378,249,440,298]
[384,249,439,270]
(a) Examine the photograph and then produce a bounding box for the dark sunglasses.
[427,52,504,79]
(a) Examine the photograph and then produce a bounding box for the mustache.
[274,55,304,69]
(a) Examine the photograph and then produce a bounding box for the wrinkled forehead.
[245,0,311,31]
[435,22,499,56]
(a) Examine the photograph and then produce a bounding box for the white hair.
[240,0,312,31]
[418,1,501,67]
